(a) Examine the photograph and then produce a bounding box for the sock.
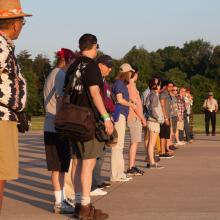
[81,196,91,206]
[75,192,81,204]
[61,187,66,201]
[54,190,62,204]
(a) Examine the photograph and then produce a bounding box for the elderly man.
[0,0,31,211]
[203,92,218,136]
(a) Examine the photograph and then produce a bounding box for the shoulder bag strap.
[80,63,101,121]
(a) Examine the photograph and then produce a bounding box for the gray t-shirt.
[159,90,171,119]
[43,68,65,132]
[170,96,178,117]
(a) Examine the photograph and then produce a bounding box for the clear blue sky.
[17,0,220,61]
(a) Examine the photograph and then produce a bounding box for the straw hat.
[0,0,32,19]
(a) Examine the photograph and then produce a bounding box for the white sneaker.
[54,201,75,214]
[175,141,185,146]
[117,176,133,182]
[90,188,108,196]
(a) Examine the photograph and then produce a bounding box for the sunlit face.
[99,63,112,77]
[133,72,138,82]
[12,17,25,40]
[167,83,173,92]
[91,43,99,58]
[180,88,186,96]
[172,87,178,95]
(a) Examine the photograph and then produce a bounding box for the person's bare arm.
[160,98,169,125]
[116,93,136,110]
[89,85,113,135]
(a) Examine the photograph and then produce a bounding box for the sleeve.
[151,94,159,119]
[112,80,125,95]
[0,39,10,74]
[159,92,166,101]
[84,62,103,88]
[54,70,65,98]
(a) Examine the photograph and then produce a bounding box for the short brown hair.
[115,71,131,85]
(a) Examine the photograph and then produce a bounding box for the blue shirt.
[112,79,129,118]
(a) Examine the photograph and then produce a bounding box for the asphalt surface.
[1,132,220,220]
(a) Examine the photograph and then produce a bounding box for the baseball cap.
[119,63,134,72]
[96,55,113,68]
[208,92,213,96]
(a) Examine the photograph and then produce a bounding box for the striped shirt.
[0,32,27,121]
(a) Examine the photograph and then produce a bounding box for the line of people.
[42,33,195,220]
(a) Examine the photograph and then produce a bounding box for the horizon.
[16,0,220,61]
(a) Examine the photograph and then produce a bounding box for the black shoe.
[169,145,179,150]
[159,153,174,159]
[133,166,144,175]
[127,167,144,176]
[97,182,111,189]
[212,133,216,136]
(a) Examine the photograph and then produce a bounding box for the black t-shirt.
[65,56,103,108]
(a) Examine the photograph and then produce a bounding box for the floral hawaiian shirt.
[0,32,27,121]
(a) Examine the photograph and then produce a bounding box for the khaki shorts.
[147,121,160,133]
[0,120,19,180]
[72,138,104,160]
[177,120,184,130]
[128,117,142,143]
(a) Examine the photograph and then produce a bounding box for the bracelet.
[101,113,110,120]
[103,117,111,121]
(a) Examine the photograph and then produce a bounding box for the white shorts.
[147,121,160,133]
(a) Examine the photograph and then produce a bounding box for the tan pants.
[111,114,126,181]
[0,121,18,180]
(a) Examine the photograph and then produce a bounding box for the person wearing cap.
[111,63,136,182]
[126,66,146,175]
[64,34,113,220]
[89,55,114,196]
[43,48,77,214]
[0,0,31,211]
[203,92,218,136]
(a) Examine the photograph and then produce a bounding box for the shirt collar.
[0,31,15,48]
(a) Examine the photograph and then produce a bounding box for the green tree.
[165,67,189,88]
[181,39,213,78]
[191,74,219,113]
[17,50,42,116]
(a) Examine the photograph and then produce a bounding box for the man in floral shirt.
[0,0,31,211]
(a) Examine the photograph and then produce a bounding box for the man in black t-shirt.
[66,34,113,220]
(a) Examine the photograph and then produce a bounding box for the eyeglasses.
[172,89,178,91]
[22,19,26,26]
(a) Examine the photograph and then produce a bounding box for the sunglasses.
[96,44,99,49]
[173,89,178,91]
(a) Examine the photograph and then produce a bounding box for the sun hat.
[119,63,134,72]
[0,0,32,19]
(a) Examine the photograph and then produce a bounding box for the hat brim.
[0,13,32,19]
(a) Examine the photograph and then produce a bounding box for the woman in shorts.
[146,78,164,169]
[127,66,146,176]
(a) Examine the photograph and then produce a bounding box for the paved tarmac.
[1,132,220,220]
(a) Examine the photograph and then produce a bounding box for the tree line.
[17,39,220,116]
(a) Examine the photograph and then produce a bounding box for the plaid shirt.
[0,32,27,121]
[176,95,186,120]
